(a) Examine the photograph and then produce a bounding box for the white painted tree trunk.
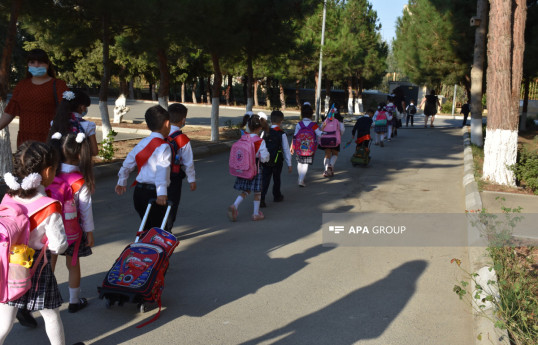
[482,128,518,186]
[0,101,13,180]
[211,97,219,142]
[99,101,112,139]
[324,96,330,114]
[158,96,168,110]
[355,98,363,113]
[246,98,253,112]
[347,97,354,115]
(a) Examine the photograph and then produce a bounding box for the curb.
[93,140,234,181]
[462,129,509,345]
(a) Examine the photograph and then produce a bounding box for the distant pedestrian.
[385,97,396,141]
[0,49,68,145]
[290,103,322,187]
[372,104,388,147]
[460,101,470,128]
[228,114,269,221]
[406,100,417,127]
[420,90,441,128]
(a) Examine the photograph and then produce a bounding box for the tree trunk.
[228,75,234,105]
[265,77,271,109]
[347,77,354,114]
[192,80,198,104]
[325,78,331,113]
[128,80,135,99]
[157,48,169,109]
[99,14,112,140]
[246,56,254,112]
[206,76,212,105]
[314,71,320,121]
[279,81,286,110]
[253,79,259,107]
[210,53,222,142]
[295,79,301,109]
[470,0,488,146]
[482,0,526,186]
[0,0,21,180]
[225,75,231,106]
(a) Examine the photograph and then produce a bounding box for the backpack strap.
[132,137,166,187]
[58,172,85,194]
[299,122,306,130]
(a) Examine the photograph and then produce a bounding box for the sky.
[369,0,409,44]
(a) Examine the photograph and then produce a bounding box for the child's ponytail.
[53,133,95,193]
[48,90,91,139]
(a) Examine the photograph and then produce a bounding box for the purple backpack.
[320,118,341,148]
[293,122,317,156]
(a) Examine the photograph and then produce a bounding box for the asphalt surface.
[4,117,475,345]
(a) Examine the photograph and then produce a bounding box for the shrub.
[510,145,538,194]
[441,101,453,114]
[98,129,117,161]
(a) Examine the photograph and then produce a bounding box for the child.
[385,96,396,141]
[228,114,270,221]
[48,132,95,313]
[290,102,322,187]
[319,103,345,177]
[115,105,171,230]
[406,99,417,127]
[372,104,388,147]
[49,90,98,156]
[166,103,196,231]
[260,110,292,208]
[0,141,68,345]
[351,109,374,147]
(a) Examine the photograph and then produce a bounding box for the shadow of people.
[239,260,428,345]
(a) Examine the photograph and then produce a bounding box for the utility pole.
[451,84,457,119]
[315,0,327,122]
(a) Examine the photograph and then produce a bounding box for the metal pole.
[451,84,457,119]
[315,0,327,123]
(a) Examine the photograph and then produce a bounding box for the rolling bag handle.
[136,199,174,243]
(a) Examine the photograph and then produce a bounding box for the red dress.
[5,78,68,145]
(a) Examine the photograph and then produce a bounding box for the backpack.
[46,172,84,266]
[408,104,417,115]
[167,130,189,179]
[293,122,317,156]
[229,134,261,179]
[320,118,341,148]
[262,128,284,167]
[375,111,388,126]
[0,196,57,303]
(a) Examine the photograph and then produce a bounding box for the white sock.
[323,158,329,170]
[387,126,392,139]
[330,155,338,167]
[253,201,260,215]
[39,308,65,345]
[297,163,308,182]
[69,287,81,304]
[0,304,17,344]
[233,195,244,208]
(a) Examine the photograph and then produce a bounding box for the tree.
[482,0,527,186]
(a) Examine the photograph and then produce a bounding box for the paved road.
[5,118,473,345]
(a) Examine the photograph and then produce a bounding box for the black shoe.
[260,200,267,208]
[72,343,85,345]
[68,298,88,313]
[274,195,284,202]
[17,308,37,328]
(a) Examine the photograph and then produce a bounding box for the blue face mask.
[28,66,47,77]
[81,111,88,117]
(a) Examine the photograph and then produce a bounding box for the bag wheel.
[138,302,157,313]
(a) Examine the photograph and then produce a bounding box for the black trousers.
[406,114,414,126]
[133,183,168,231]
[462,112,469,126]
[261,163,283,201]
[166,175,183,231]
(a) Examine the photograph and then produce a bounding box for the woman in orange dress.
[0,49,68,145]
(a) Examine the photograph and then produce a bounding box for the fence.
[521,81,538,100]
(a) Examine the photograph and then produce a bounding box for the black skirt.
[295,155,314,165]
[61,231,93,258]
[8,250,63,310]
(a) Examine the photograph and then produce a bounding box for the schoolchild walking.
[260,110,292,208]
[406,100,417,127]
[48,132,95,314]
[115,105,171,230]
[49,90,98,157]
[372,104,388,147]
[0,141,68,345]
[166,103,196,231]
[351,109,374,147]
[385,97,396,141]
[290,103,322,187]
[228,114,270,221]
[319,104,345,177]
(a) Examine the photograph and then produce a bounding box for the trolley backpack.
[167,130,189,179]
[229,134,261,179]
[0,196,57,303]
[320,118,341,148]
[293,122,317,156]
[262,128,283,167]
[46,172,84,266]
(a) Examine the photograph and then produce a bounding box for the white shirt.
[271,125,292,167]
[169,125,196,183]
[13,186,68,254]
[74,112,97,136]
[117,132,171,196]
[251,133,270,163]
[60,163,94,233]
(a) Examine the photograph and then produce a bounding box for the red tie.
[132,137,165,186]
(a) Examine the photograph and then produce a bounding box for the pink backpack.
[293,122,317,156]
[229,134,261,179]
[320,118,341,148]
[0,195,56,303]
[375,111,388,126]
[46,172,84,266]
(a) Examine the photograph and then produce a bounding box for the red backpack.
[46,172,85,266]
